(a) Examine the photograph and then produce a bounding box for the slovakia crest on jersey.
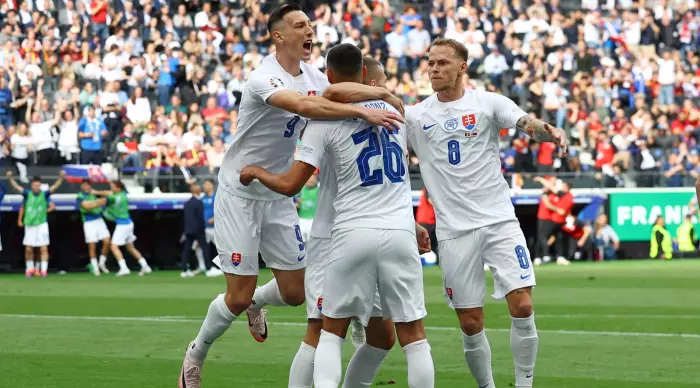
[269,77,284,89]
[446,287,453,299]
[462,113,479,138]
[307,90,317,96]
[231,253,242,266]
[317,297,323,311]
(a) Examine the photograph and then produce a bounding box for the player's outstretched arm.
[5,171,24,193]
[323,83,404,116]
[516,115,568,156]
[240,162,317,197]
[268,91,404,129]
[49,170,66,194]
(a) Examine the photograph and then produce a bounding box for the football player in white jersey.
[241,43,434,388]
[178,5,406,387]
[405,38,567,388]
[283,51,432,388]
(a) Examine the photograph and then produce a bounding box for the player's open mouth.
[303,41,312,55]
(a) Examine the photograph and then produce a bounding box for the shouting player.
[77,179,111,276]
[241,44,434,388]
[7,170,64,278]
[178,5,406,387]
[405,38,567,388]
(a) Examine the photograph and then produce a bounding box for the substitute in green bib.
[296,173,319,242]
[649,216,673,260]
[77,179,111,276]
[6,170,65,278]
[93,180,152,276]
[675,214,697,255]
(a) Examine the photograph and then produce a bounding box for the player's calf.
[506,288,538,388]
[342,317,395,388]
[394,320,435,388]
[273,268,306,306]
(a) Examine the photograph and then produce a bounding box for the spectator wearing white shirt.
[105,27,126,50]
[483,47,509,88]
[206,138,225,171]
[57,104,81,163]
[26,99,59,165]
[125,87,152,126]
[656,50,676,106]
[10,123,32,182]
[194,2,211,28]
[407,20,431,68]
[385,23,408,70]
[138,125,162,153]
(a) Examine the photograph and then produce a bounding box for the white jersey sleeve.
[246,71,291,103]
[296,121,333,169]
[482,91,528,130]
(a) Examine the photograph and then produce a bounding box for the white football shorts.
[214,190,307,276]
[320,228,426,326]
[439,220,536,309]
[112,222,137,246]
[306,236,382,320]
[23,222,50,247]
[83,218,110,244]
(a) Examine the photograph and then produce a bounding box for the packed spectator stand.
[0,0,698,193]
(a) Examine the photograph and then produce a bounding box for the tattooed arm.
[516,115,568,156]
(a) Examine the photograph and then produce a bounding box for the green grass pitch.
[1,261,699,387]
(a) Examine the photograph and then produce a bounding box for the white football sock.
[342,343,389,388]
[195,247,206,270]
[462,330,495,388]
[288,341,315,388]
[250,278,287,312]
[137,258,150,269]
[189,293,237,363]
[26,260,34,270]
[118,259,129,271]
[40,261,48,272]
[99,255,107,266]
[90,258,98,270]
[403,339,435,388]
[313,330,344,388]
[511,314,538,387]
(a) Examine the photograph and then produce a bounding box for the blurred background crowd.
[0,0,698,191]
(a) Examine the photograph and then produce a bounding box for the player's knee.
[457,310,484,335]
[366,319,396,350]
[508,297,534,318]
[223,291,254,315]
[280,287,305,306]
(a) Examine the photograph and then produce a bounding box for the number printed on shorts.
[447,140,461,165]
[284,115,301,138]
[294,224,305,251]
[515,245,529,269]
[352,126,406,186]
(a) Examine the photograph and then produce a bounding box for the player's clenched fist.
[415,223,432,254]
[240,166,260,186]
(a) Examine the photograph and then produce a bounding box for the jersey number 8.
[447,140,461,165]
[352,126,406,187]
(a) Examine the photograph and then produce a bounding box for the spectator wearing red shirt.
[201,96,227,125]
[610,109,629,133]
[549,181,574,265]
[533,176,558,265]
[537,142,556,173]
[595,132,616,170]
[415,188,438,258]
[90,0,109,44]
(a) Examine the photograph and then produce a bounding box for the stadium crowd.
[0,0,698,189]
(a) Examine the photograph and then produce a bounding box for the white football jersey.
[406,89,527,240]
[297,100,415,233]
[219,54,330,200]
[309,156,337,239]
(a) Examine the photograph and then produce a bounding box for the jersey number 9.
[352,126,406,187]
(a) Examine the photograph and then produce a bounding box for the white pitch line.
[1,314,700,339]
[534,314,700,320]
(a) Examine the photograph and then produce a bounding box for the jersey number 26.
[352,126,406,187]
